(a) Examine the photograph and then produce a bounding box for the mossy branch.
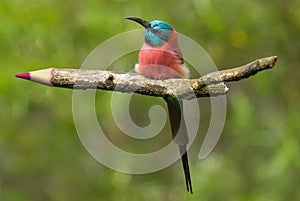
[18,56,277,99]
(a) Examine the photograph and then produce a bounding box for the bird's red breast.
[136,29,189,80]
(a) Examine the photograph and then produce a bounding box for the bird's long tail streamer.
[164,97,193,194]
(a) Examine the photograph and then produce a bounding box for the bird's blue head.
[125,17,173,47]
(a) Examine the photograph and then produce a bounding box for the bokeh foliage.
[1,0,300,200]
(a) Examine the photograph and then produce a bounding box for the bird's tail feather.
[179,145,193,194]
[164,97,193,194]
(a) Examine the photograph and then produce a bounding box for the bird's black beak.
[124,17,151,29]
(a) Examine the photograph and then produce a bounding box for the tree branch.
[195,55,277,84]
[17,56,277,99]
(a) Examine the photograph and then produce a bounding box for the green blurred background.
[1,0,300,200]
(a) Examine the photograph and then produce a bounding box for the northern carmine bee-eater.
[125,17,193,194]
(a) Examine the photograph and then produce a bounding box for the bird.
[125,17,193,194]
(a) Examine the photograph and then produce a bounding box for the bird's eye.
[151,23,160,29]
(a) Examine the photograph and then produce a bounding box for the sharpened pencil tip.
[15,72,31,80]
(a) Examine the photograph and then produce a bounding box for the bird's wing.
[173,49,184,65]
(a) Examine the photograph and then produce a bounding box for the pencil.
[14,56,276,98]
[15,68,136,89]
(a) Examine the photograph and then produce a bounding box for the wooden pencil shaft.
[17,56,277,100]
[51,68,228,99]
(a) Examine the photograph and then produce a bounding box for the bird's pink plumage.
[137,28,189,79]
